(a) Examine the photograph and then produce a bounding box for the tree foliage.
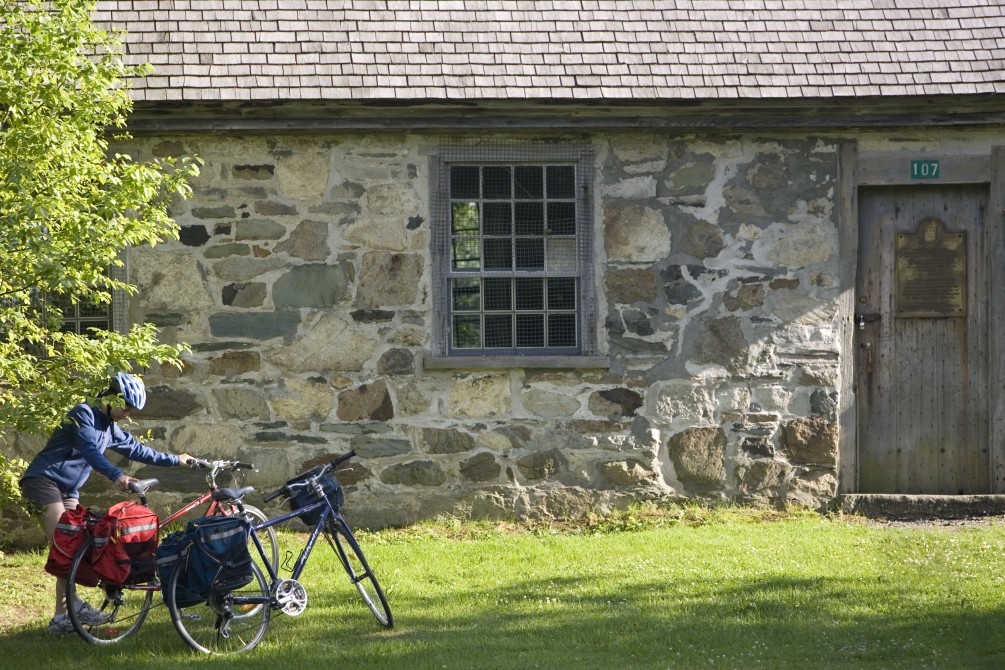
[0,0,198,435]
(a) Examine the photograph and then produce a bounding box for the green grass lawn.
[3,507,1005,669]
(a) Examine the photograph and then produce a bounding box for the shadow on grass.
[6,571,1005,670]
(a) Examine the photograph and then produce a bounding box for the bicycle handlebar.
[263,450,356,503]
[188,458,255,471]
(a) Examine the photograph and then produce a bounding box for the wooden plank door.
[856,185,989,494]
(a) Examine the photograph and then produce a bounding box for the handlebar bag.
[288,474,344,525]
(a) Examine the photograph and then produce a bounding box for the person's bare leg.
[41,501,68,618]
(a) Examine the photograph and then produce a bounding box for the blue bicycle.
[165,450,393,654]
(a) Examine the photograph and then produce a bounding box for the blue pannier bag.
[162,516,253,606]
[155,529,199,607]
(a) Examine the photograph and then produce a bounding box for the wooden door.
[856,185,989,494]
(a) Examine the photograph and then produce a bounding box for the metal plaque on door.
[895,217,966,318]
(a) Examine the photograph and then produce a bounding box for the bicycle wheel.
[217,503,279,572]
[66,536,154,644]
[324,516,393,628]
[167,559,271,654]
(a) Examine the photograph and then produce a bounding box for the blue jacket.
[22,403,179,499]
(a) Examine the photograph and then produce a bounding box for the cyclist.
[18,372,195,634]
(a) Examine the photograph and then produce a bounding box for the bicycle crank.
[273,579,308,616]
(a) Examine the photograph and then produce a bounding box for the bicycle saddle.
[128,478,160,494]
[211,486,256,502]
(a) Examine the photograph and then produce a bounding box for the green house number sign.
[911,159,940,179]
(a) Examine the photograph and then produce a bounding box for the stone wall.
[106,131,842,528]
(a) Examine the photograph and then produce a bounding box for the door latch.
[855,313,880,330]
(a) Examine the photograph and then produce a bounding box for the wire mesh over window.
[51,291,111,336]
[431,142,596,359]
[445,159,584,354]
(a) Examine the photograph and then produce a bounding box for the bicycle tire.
[324,516,393,628]
[217,503,279,571]
[167,559,271,654]
[66,536,154,644]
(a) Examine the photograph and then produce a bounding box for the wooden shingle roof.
[94,0,1005,103]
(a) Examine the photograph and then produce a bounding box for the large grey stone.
[679,220,725,259]
[737,459,791,494]
[350,436,412,458]
[516,449,566,481]
[273,264,349,308]
[213,386,270,420]
[204,243,251,259]
[275,220,331,260]
[210,254,288,281]
[588,388,644,419]
[376,348,414,375]
[209,311,301,341]
[691,316,750,372]
[603,202,671,262]
[380,460,447,486]
[781,417,838,465]
[192,205,237,219]
[235,219,286,241]
[605,267,657,304]
[724,283,766,311]
[420,427,475,454]
[222,282,267,308]
[667,426,726,489]
[141,385,202,420]
[665,160,715,196]
[132,248,214,313]
[208,351,261,376]
[255,200,298,216]
[269,314,377,373]
[460,453,501,482]
[272,378,335,423]
[337,379,393,421]
[522,388,581,418]
[598,459,655,486]
[447,374,511,418]
[355,252,423,308]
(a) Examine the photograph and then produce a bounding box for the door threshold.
[840,493,1005,520]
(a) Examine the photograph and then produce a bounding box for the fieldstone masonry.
[82,132,842,528]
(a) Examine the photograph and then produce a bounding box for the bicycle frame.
[246,497,333,584]
[161,490,223,526]
[160,460,253,527]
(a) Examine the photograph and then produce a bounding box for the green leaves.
[0,0,198,435]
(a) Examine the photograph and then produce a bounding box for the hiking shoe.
[74,601,112,625]
[47,615,75,634]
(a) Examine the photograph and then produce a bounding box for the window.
[430,143,602,365]
[51,259,128,336]
[51,292,112,335]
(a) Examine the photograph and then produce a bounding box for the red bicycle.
[65,460,279,645]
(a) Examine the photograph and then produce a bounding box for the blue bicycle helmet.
[114,372,147,410]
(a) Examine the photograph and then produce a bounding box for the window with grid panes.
[51,291,112,336]
[431,144,597,359]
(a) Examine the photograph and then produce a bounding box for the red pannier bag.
[90,501,159,585]
[44,506,98,586]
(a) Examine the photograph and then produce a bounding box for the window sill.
[422,354,611,370]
